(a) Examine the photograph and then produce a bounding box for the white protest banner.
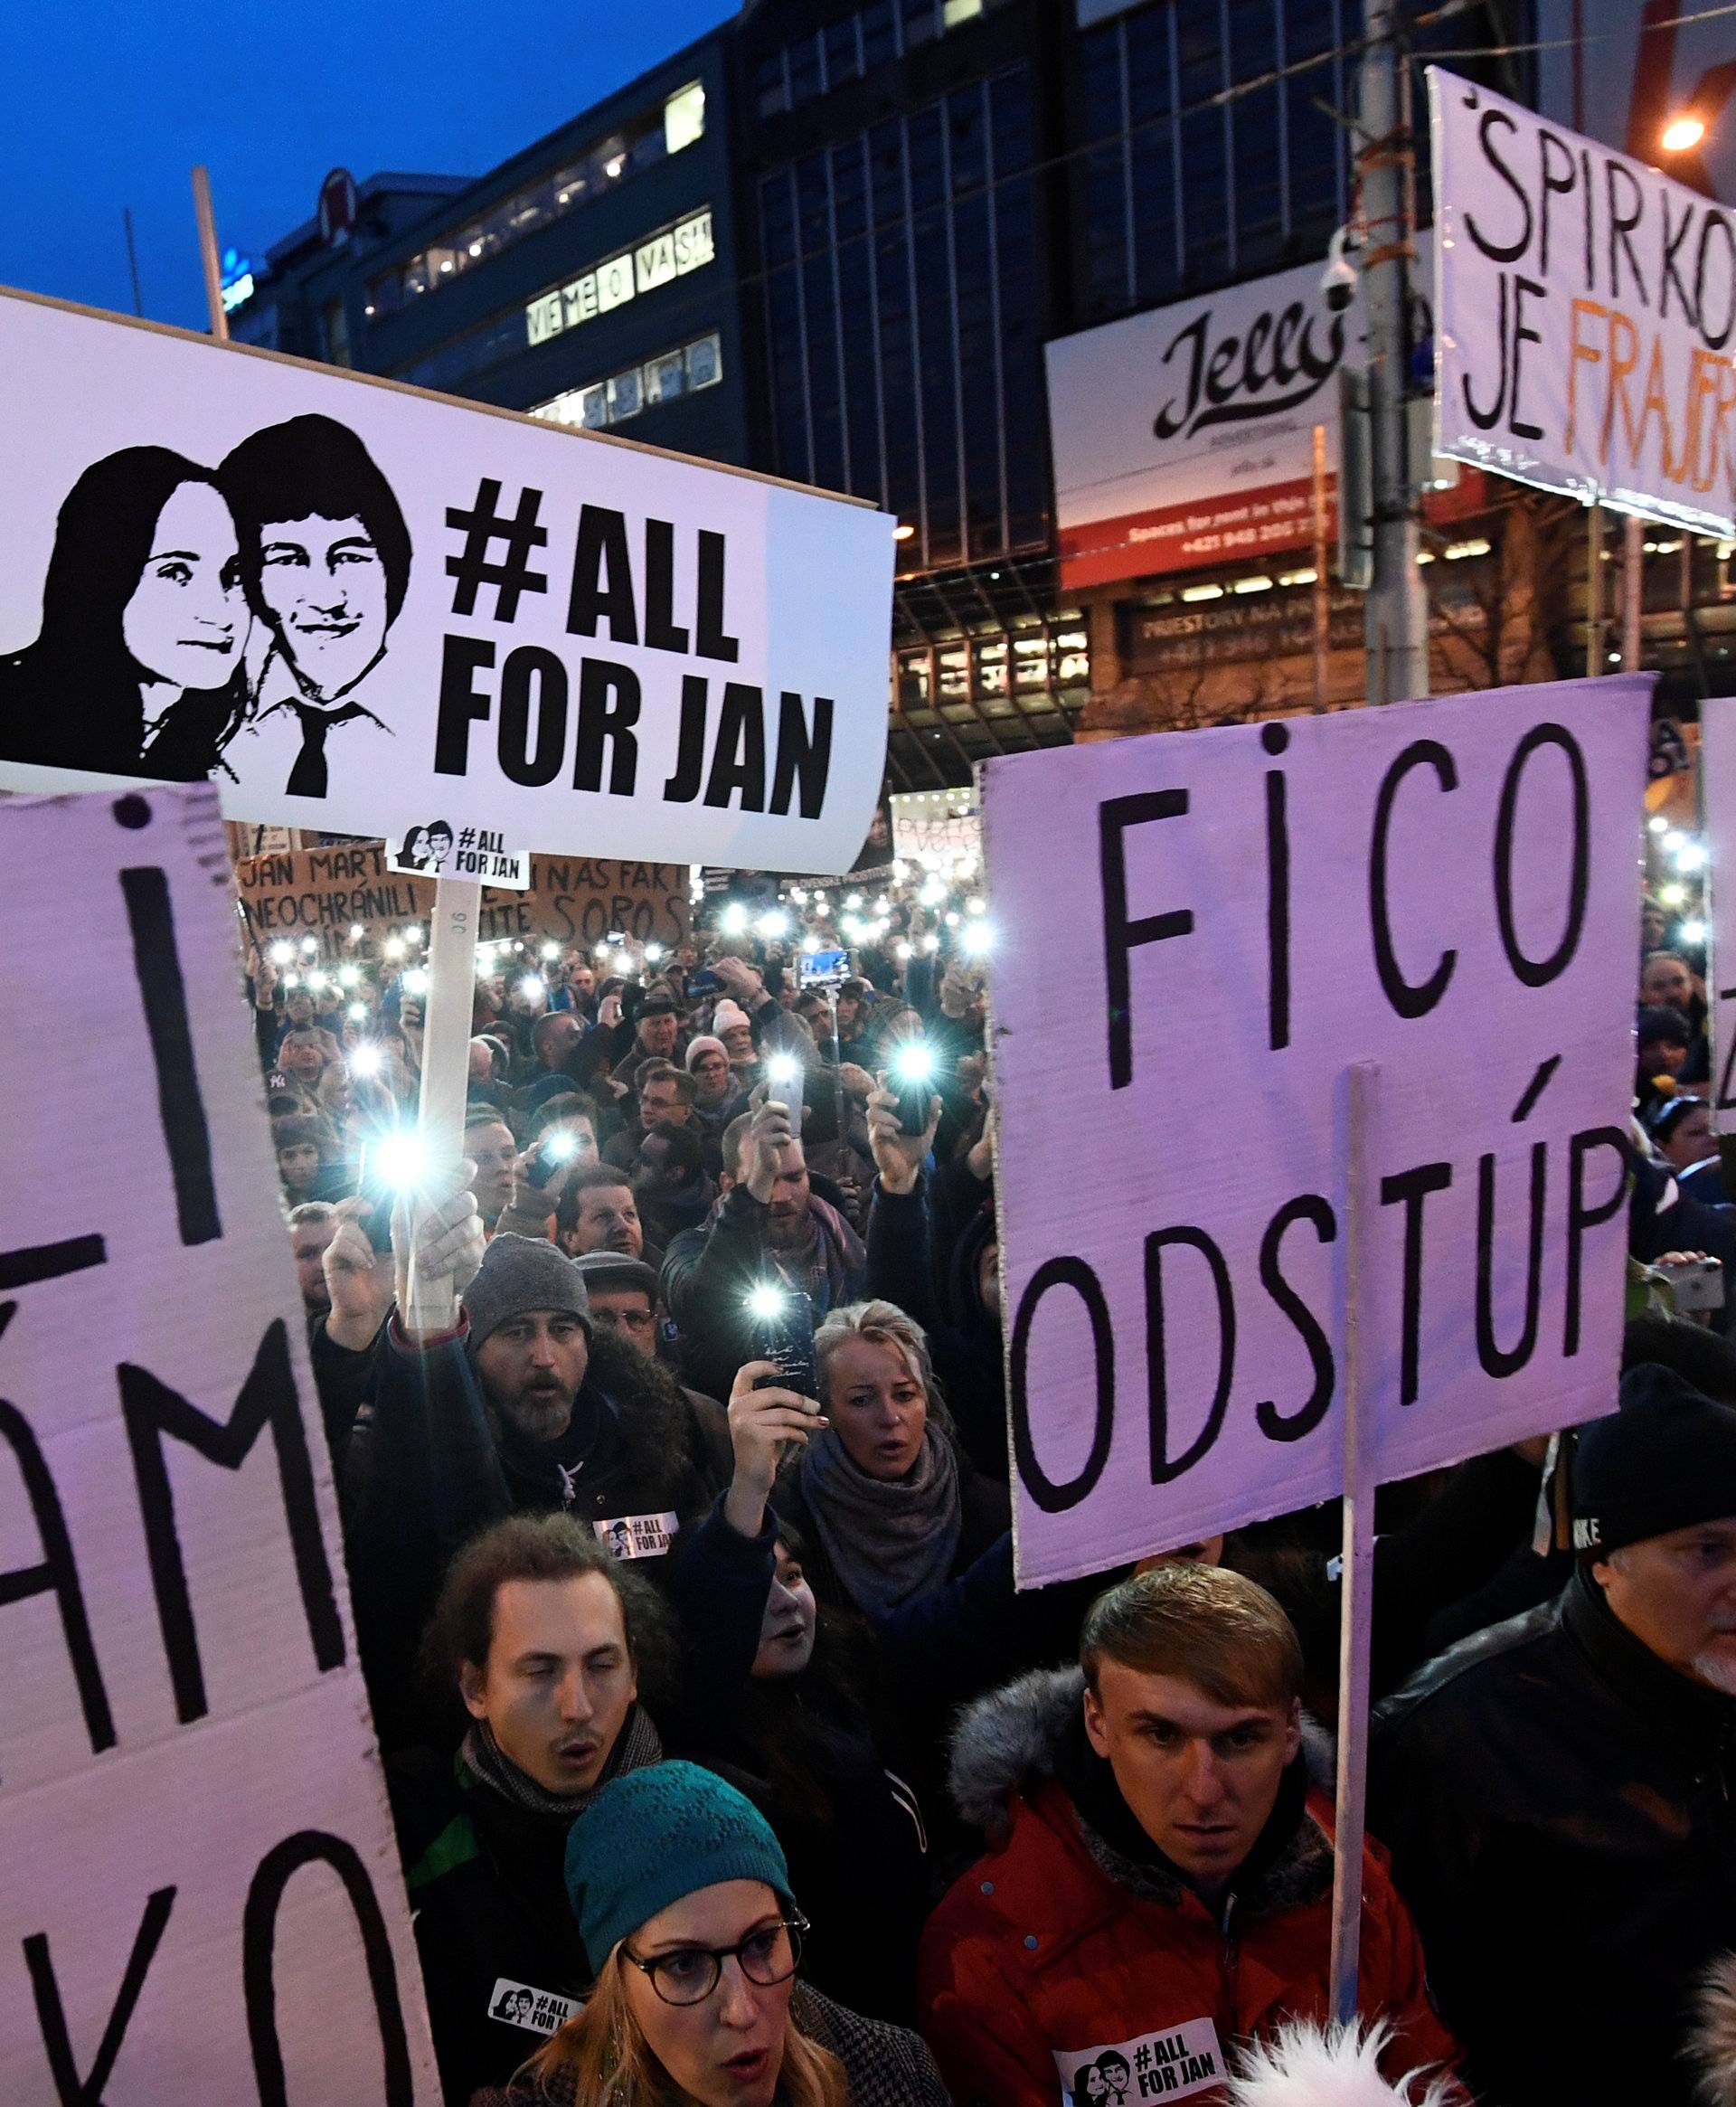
[986,676,1646,1588]
[387,824,530,889]
[0,288,893,874]
[0,783,437,2096]
[1703,697,1736,1131]
[1431,68,1736,534]
[889,788,982,869]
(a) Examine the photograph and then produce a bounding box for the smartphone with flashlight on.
[526,1128,580,1189]
[764,1051,803,1100]
[747,1281,818,1399]
[354,1138,399,1255]
[889,1042,937,1136]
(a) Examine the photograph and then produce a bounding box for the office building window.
[1076,0,1351,326]
[367,81,707,317]
[752,0,1006,119]
[758,69,1043,570]
[531,332,723,431]
[391,207,715,392]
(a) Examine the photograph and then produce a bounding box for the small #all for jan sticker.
[488,1978,580,2036]
[1053,2017,1224,2104]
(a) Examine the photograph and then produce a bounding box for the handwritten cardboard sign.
[986,676,1646,1587]
[0,783,437,2095]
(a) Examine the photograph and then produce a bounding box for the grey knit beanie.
[463,1233,590,1352]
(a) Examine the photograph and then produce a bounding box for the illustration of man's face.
[124,482,247,692]
[427,825,455,865]
[257,512,388,704]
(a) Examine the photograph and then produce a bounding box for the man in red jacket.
[918,1564,1459,2105]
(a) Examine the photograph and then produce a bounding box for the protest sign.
[386,824,530,889]
[1431,68,1736,534]
[234,840,689,955]
[0,783,436,2096]
[986,675,1646,1588]
[1703,696,1736,1132]
[890,788,982,870]
[0,287,893,874]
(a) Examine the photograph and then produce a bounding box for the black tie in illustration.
[286,704,363,798]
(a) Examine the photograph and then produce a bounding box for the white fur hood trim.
[1692,1953,1736,2103]
[947,1666,1337,1834]
[1227,2020,1458,2107]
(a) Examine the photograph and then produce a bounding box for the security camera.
[1320,223,1360,308]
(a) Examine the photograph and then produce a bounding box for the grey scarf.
[458,1703,663,1819]
[798,1425,962,1617]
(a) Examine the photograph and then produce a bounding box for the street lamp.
[1662,113,1708,154]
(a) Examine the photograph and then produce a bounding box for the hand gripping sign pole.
[1329,1060,1379,2020]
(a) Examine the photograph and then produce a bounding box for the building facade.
[229,1,1734,796]
[231,26,750,468]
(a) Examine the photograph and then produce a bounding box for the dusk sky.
[0,0,735,331]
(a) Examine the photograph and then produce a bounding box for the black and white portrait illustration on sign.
[0,446,252,779]
[218,413,412,798]
[393,820,455,874]
[0,414,410,800]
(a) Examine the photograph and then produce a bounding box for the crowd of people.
[243,875,1736,2106]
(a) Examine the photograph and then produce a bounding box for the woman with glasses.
[488,1761,948,2106]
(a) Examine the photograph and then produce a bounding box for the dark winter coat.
[339,1319,761,1751]
[1371,1565,1736,2105]
[921,1668,1459,2107]
[673,1659,933,2024]
[662,1184,867,1404]
[478,1981,952,2106]
[392,1715,661,2106]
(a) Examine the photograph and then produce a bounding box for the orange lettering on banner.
[1599,308,1639,468]
[1565,297,1607,455]
[1567,297,1736,504]
[1636,337,1678,483]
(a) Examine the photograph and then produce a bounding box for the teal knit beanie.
[566,1761,796,1971]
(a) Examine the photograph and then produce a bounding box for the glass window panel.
[797,152,831,253]
[826,18,861,88]
[1126,9,1173,124]
[988,70,1033,175]
[758,52,790,116]
[870,122,906,226]
[902,0,939,49]
[580,384,609,430]
[762,168,797,269]
[943,0,983,24]
[687,334,722,389]
[645,350,686,402]
[949,84,987,195]
[862,0,897,68]
[788,33,822,106]
[607,368,643,421]
[832,137,869,243]
[664,80,706,154]
[1079,25,1124,145]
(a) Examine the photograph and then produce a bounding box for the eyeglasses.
[620,1915,807,2007]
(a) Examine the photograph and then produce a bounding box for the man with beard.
[662,1091,865,1405]
[343,1228,782,1750]
[1372,1360,1736,2104]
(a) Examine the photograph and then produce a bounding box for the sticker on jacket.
[488,1979,579,2036]
[1053,2019,1224,2103]
[595,1511,678,1559]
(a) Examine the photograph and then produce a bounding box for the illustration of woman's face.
[122,482,245,692]
[257,512,388,704]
